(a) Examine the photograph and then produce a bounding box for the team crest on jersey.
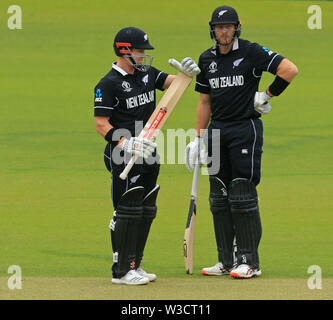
[208,61,218,73]
[122,81,133,92]
[233,57,244,69]
[142,74,149,85]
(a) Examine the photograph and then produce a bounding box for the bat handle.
[191,162,200,196]
[168,59,183,73]
[119,154,139,180]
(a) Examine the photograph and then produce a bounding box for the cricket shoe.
[230,264,262,279]
[136,267,157,282]
[201,262,233,276]
[112,270,149,285]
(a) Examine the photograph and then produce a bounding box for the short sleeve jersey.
[94,64,168,136]
[195,38,285,121]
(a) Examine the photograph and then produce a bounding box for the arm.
[276,58,298,82]
[95,116,127,146]
[255,58,299,114]
[196,93,211,137]
[162,74,177,89]
[185,93,210,172]
[95,116,113,138]
[266,58,298,96]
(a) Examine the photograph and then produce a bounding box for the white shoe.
[201,262,232,276]
[230,264,262,279]
[136,267,157,282]
[112,270,149,285]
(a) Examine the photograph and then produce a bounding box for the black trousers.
[103,143,160,209]
[207,118,263,186]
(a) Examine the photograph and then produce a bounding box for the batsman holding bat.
[94,26,199,285]
[185,6,298,278]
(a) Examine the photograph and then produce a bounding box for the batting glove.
[254,91,272,115]
[185,136,208,172]
[180,57,201,77]
[120,137,157,159]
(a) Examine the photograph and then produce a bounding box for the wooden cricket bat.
[119,59,197,180]
[184,162,200,274]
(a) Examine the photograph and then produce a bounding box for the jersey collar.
[112,63,128,76]
[211,38,239,56]
[232,38,239,51]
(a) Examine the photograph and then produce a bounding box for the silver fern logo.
[218,10,228,18]
[233,58,244,69]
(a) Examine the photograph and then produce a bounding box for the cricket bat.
[184,161,200,274]
[119,59,199,180]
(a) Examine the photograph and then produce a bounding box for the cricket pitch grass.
[1,277,333,300]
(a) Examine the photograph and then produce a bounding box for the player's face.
[214,24,236,46]
[131,49,145,64]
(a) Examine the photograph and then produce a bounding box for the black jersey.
[94,63,168,135]
[195,38,285,121]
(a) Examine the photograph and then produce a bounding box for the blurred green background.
[0,0,332,284]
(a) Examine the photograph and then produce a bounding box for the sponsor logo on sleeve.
[95,88,102,102]
[262,46,273,56]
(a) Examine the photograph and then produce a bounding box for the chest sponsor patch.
[209,75,244,89]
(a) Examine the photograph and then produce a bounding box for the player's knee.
[209,176,229,215]
[116,186,145,219]
[228,178,258,214]
[143,185,160,219]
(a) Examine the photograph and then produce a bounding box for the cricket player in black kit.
[94,27,199,285]
[185,6,298,278]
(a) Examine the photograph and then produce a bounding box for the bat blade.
[184,196,197,274]
[184,162,200,274]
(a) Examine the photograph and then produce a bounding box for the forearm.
[196,102,211,136]
[267,58,298,96]
[163,75,177,89]
[95,120,113,138]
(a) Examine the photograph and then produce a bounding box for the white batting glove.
[185,136,208,172]
[254,91,272,115]
[120,137,157,159]
[180,57,201,77]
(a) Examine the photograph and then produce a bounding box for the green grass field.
[1,0,333,300]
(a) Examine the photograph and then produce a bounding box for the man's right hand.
[254,91,272,115]
[185,136,208,172]
[119,137,157,159]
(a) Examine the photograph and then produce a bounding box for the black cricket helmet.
[209,5,241,40]
[113,27,154,72]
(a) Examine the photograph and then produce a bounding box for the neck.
[117,57,135,74]
[218,42,233,55]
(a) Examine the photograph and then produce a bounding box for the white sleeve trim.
[94,106,114,110]
[155,71,163,83]
[196,81,209,87]
[267,54,278,72]
[94,97,119,110]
